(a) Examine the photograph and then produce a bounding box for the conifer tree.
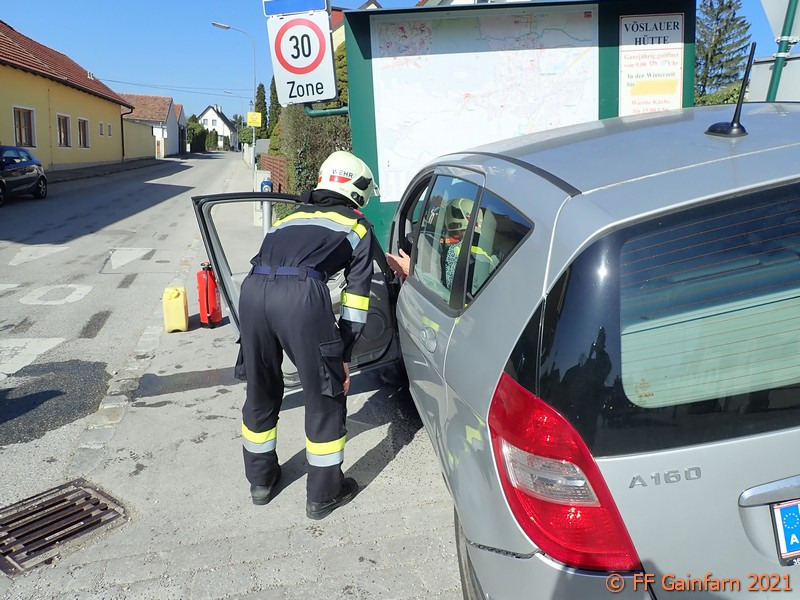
[267,77,281,138]
[255,83,269,140]
[695,0,751,101]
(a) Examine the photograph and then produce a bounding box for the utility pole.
[212,22,258,175]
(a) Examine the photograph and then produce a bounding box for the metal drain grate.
[0,478,125,575]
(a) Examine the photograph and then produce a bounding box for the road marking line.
[109,248,153,270]
[19,285,92,305]
[0,338,64,377]
[9,246,69,266]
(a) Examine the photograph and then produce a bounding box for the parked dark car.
[0,145,47,207]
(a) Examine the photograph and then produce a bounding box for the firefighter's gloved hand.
[343,362,351,396]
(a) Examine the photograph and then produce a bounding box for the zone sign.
[267,10,337,106]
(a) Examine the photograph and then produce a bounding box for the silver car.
[195,101,800,598]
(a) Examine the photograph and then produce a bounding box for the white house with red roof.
[119,94,185,158]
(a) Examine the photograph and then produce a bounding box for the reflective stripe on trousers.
[242,422,277,454]
[306,435,346,467]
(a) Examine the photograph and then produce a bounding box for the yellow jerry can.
[162,286,188,333]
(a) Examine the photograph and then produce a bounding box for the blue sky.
[3,1,793,119]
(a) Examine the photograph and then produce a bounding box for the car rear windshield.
[508,180,800,456]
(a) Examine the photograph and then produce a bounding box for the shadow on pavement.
[127,348,419,504]
[0,359,109,444]
[0,159,193,245]
[269,367,422,500]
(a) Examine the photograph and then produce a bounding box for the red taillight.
[488,372,641,572]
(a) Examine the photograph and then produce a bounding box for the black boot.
[250,465,282,506]
[306,477,359,520]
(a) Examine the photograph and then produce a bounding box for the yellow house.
[0,19,148,171]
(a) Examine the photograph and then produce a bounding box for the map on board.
[370,5,599,203]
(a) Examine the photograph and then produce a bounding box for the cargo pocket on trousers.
[234,337,247,380]
[319,339,346,397]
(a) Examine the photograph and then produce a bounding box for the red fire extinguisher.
[197,261,223,328]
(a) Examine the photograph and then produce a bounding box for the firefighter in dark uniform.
[235,150,378,520]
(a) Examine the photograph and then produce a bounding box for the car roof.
[434,102,800,285]
[460,102,800,196]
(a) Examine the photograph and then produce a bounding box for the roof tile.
[119,94,173,122]
[0,19,132,107]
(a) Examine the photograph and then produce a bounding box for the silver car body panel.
[466,545,652,599]
[441,204,564,553]
[441,105,800,292]
[396,281,456,461]
[396,161,572,552]
[596,428,800,598]
[396,166,485,480]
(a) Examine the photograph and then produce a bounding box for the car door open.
[192,192,400,385]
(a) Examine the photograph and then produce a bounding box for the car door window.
[2,148,21,164]
[205,199,305,300]
[465,190,533,303]
[412,176,479,305]
[399,181,429,255]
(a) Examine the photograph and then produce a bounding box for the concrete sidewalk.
[0,157,461,600]
[46,157,167,185]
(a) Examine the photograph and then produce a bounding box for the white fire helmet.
[445,197,477,233]
[315,150,379,209]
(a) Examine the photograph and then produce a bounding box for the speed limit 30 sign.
[266,10,337,106]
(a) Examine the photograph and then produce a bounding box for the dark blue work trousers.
[236,273,347,502]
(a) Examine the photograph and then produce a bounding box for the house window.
[100,123,104,136]
[107,123,112,137]
[14,107,34,147]
[202,118,208,125]
[212,119,217,126]
[57,115,71,147]
[78,119,89,148]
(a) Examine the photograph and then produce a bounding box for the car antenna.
[705,42,757,137]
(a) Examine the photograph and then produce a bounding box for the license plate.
[772,499,800,566]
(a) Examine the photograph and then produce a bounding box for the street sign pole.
[247,111,263,190]
[764,0,800,100]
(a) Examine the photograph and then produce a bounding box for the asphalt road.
[0,154,232,450]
